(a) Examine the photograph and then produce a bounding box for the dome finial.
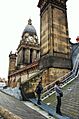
[28,18,32,25]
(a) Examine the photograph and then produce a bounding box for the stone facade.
[8,0,72,95]
[37,68,69,88]
[8,61,39,88]
[8,53,17,74]
[22,67,69,94]
[38,0,71,83]
[8,19,40,88]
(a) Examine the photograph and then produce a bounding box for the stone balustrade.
[0,106,22,119]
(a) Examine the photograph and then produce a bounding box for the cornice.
[8,61,38,77]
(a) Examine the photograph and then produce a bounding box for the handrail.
[42,54,79,99]
[42,69,79,99]
[44,53,79,91]
[42,70,79,100]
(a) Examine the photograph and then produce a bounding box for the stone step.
[62,100,79,106]
[62,109,79,119]
[62,106,79,115]
[29,98,71,119]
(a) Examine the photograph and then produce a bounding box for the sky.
[0,0,79,79]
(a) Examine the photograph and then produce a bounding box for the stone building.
[38,0,71,85]
[8,0,71,94]
[8,19,40,90]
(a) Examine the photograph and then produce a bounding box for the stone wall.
[9,53,16,74]
[41,68,69,87]
[0,106,22,119]
[22,67,69,93]
[53,7,70,56]
[40,9,49,55]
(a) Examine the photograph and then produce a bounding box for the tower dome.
[22,19,37,37]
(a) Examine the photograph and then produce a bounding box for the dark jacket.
[36,83,43,94]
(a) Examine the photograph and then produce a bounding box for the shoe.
[59,113,62,116]
[37,102,41,105]
[56,112,62,116]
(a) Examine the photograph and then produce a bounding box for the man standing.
[54,80,63,115]
[35,78,43,105]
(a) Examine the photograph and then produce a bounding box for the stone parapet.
[0,106,22,119]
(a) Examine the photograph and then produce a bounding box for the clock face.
[28,36,36,43]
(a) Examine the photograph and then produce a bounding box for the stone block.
[0,106,22,119]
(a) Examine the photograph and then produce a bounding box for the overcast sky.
[0,0,79,79]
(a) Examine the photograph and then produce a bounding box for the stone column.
[37,51,40,60]
[25,49,30,64]
[32,50,37,62]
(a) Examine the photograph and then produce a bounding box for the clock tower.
[38,0,71,84]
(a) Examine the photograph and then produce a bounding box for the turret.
[8,51,17,74]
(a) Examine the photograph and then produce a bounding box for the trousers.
[56,96,61,113]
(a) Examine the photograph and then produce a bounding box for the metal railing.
[41,54,79,99]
